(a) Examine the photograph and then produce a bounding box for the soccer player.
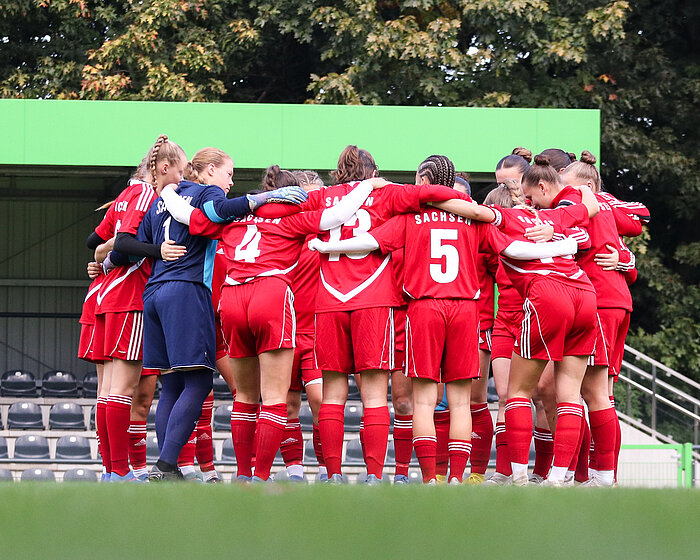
[159,168,385,482]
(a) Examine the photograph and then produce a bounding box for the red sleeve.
[625,268,638,285]
[254,203,303,219]
[380,184,465,216]
[94,205,116,240]
[372,215,407,254]
[190,208,225,239]
[549,203,590,229]
[612,207,643,237]
[484,252,499,277]
[478,223,512,256]
[119,187,156,235]
[599,192,650,224]
[279,210,324,237]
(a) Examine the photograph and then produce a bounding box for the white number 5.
[430,229,459,284]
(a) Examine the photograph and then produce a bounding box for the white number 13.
[429,229,459,284]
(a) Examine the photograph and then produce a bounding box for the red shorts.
[491,308,523,360]
[141,368,159,376]
[517,279,597,362]
[315,307,394,374]
[93,311,144,362]
[588,313,612,368]
[290,332,322,392]
[405,299,480,383]
[78,322,103,364]
[220,277,296,359]
[479,328,492,352]
[393,306,407,370]
[597,308,630,379]
[215,313,228,361]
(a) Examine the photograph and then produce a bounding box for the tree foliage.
[1,0,698,375]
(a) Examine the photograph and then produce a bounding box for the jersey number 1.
[234,225,262,263]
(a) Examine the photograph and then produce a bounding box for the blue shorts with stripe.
[143,280,216,371]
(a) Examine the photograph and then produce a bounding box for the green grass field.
[1,484,698,559]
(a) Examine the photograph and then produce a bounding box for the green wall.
[0,100,599,172]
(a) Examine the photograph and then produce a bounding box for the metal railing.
[618,443,694,488]
[616,345,700,455]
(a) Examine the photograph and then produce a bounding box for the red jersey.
[477,252,499,329]
[79,273,105,325]
[189,208,324,287]
[303,182,459,312]
[490,202,594,297]
[211,244,229,312]
[290,239,321,333]
[95,180,155,313]
[494,261,523,312]
[370,207,511,300]
[597,191,650,236]
[391,248,409,306]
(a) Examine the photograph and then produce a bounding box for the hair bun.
[567,152,577,163]
[580,150,597,165]
[512,147,532,163]
[533,154,551,166]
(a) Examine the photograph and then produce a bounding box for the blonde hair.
[95,200,115,211]
[133,135,186,187]
[293,170,324,188]
[185,148,232,184]
[562,150,602,193]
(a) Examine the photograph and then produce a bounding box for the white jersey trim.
[319,254,391,303]
[97,259,147,306]
[224,261,299,286]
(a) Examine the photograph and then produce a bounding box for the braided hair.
[416,155,455,188]
[133,135,186,187]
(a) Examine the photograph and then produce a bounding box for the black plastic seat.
[299,403,314,432]
[1,369,37,397]
[90,405,96,430]
[487,376,499,403]
[345,403,362,432]
[49,402,86,430]
[7,402,44,429]
[0,436,7,459]
[146,435,160,462]
[303,439,318,466]
[212,374,232,400]
[82,371,98,398]
[347,376,361,401]
[147,403,157,430]
[386,440,395,465]
[21,468,55,482]
[344,438,364,465]
[274,448,284,466]
[0,468,13,482]
[13,435,50,460]
[41,370,78,398]
[220,438,236,463]
[55,435,92,461]
[213,404,233,432]
[63,468,98,482]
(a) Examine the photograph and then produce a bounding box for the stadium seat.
[220,438,236,463]
[90,406,96,430]
[82,371,98,398]
[487,377,499,403]
[13,435,50,460]
[407,470,422,484]
[213,404,233,432]
[274,448,284,466]
[41,370,78,398]
[21,468,55,482]
[49,402,86,430]
[147,403,157,430]
[7,401,44,429]
[386,440,395,465]
[303,439,318,466]
[347,376,361,401]
[298,403,314,431]
[63,468,98,482]
[0,468,13,482]
[154,379,161,399]
[344,438,364,465]
[1,369,37,397]
[0,436,7,459]
[146,435,160,462]
[212,374,231,400]
[55,435,92,461]
[345,403,362,432]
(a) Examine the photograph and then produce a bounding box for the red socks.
[589,407,618,472]
[552,402,584,468]
[434,410,450,477]
[177,431,197,468]
[96,397,111,473]
[469,403,493,475]
[392,414,413,477]
[195,394,215,472]
[505,398,532,465]
[312,423,325,467]
[363,406,390,477]
[106,394,132,476]
[128,420,147,473]
[494,422,511,476]
[253,403,287,481]
[319,403,345,476]
[280,417,304,468]
[448,439,472,482]
[231,401,258,478]
[532,427,554,478]
[574,418,591,482]
[611,396,621,480]
[413,436,437,482]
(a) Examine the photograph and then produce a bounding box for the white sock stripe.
[533,431,554,441]
[286,419,301,428]
[495,425,507,435]
[128,425,148,433]
[107,394,133,405]
[470,404,489,413]
[505,400,531,411]
[448,442,473,451]
[97,396,108,404]
[413,436,437,444]
[230,413,257,421]
[393,420,413,428]
[557,406,584,417]
[258,411,287,426]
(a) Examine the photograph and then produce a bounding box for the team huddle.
[78,136,649,485]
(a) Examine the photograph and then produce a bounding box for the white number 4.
[429,229,459,284]
[234,225,262,263]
